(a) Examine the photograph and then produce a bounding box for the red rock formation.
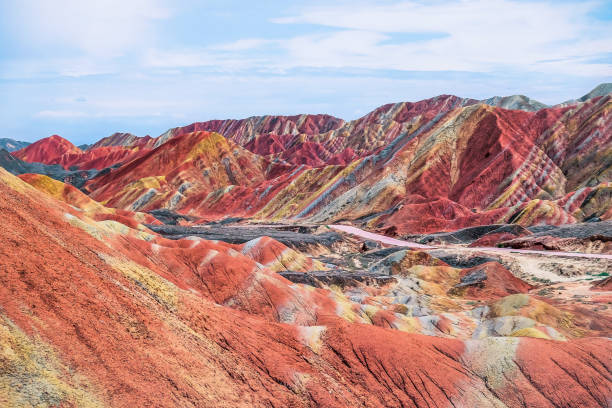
[592,276,612,291]
[11,90,612,236]
[1,167,610,407]
[89,132,155,149]
[86,130,268,214]
[12,134,81,163]
[12,134,149,170]
[454,262,534,300]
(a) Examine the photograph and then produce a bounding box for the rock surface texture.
[1,168,611,407]
[10,87,606,235]
[1,85,611,407]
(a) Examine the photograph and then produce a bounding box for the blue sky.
[1,0,611,144]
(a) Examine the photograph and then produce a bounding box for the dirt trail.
[329,224,612,260]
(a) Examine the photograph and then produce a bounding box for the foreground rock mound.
[0,168,610,407]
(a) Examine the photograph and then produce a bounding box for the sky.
[1,0,611,145]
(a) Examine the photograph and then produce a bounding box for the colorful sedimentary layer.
[1,167,611,407]
[85,130,269,214]
[12,135,149,170]
[49,88,606,236]
[239,236,326,272]
[11,87,610,236]
[89,132,156,149]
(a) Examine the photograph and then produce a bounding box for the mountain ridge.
[8,84,612,235]
[18,83,608,152]
[0,137,30,152]
[1,84,611,407]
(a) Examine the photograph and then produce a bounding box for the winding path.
[329,224,612,260]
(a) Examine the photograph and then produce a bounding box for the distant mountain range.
[6,83,611,235]
[0,137,30,152]
[1,84,611,407]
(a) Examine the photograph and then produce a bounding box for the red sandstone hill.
[85,130,270,215]
[11,88,612,234]
[1,167,611,407]
[12,134,149,170]
[12,134,80,163]
[89,132,155,149]
[74,92,611,233]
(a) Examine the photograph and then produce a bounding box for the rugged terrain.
[11,87,611,237]
[1,86,611,407]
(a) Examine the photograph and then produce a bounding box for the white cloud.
[142,49,218,68]
[133,0,612,77]
[211,38,272,51]
[270,0,612,75]
[141,48,270,72]
[35,98,175,120]
[35,110,89,118]
[6,0,171,57]
[5,0,609,78]
[0,57,119,79]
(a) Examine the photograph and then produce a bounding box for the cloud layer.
[0,0,610,143]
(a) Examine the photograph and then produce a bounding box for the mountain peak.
[12,134,81,164]
[46,134,79,148]
[90,132,151,149]
[578,83,612,102]
[480,94,548,112]
[0,138,30,152]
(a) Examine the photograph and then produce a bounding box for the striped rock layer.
[1,167,610,407]
[46,90,612,234]
[12,135,150,171]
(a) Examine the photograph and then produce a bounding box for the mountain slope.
[1,167,610,407]
[86,131,268,214]
[12,135,150,170]
[579,83,612,102]
[9,86,612,233]
[0,137,30,152]
[12,134,81,163]
[84,91,609,233]
[89,132,155,149]
[0,148,102,189]
[480,94,547,111]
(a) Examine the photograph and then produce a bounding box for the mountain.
[1,166,610,407]
[83,93,548,163]
[8,85,612,233]
[12,134,151,170]
[2,85,612,406]
[556,83,612,106]
[12,134,81,162]
[86,131,268,213]
[479,94,547,111]
[89,132,155,149]
[72,88,611,233]
[579,83,612,102]
[0,137,30,152]
[0,148,102,188]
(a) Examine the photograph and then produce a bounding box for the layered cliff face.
[12,134,150,170]
[1,167,611,407]
[85,130,268,214]
[9,86,612,235]
[54,90,609,235]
